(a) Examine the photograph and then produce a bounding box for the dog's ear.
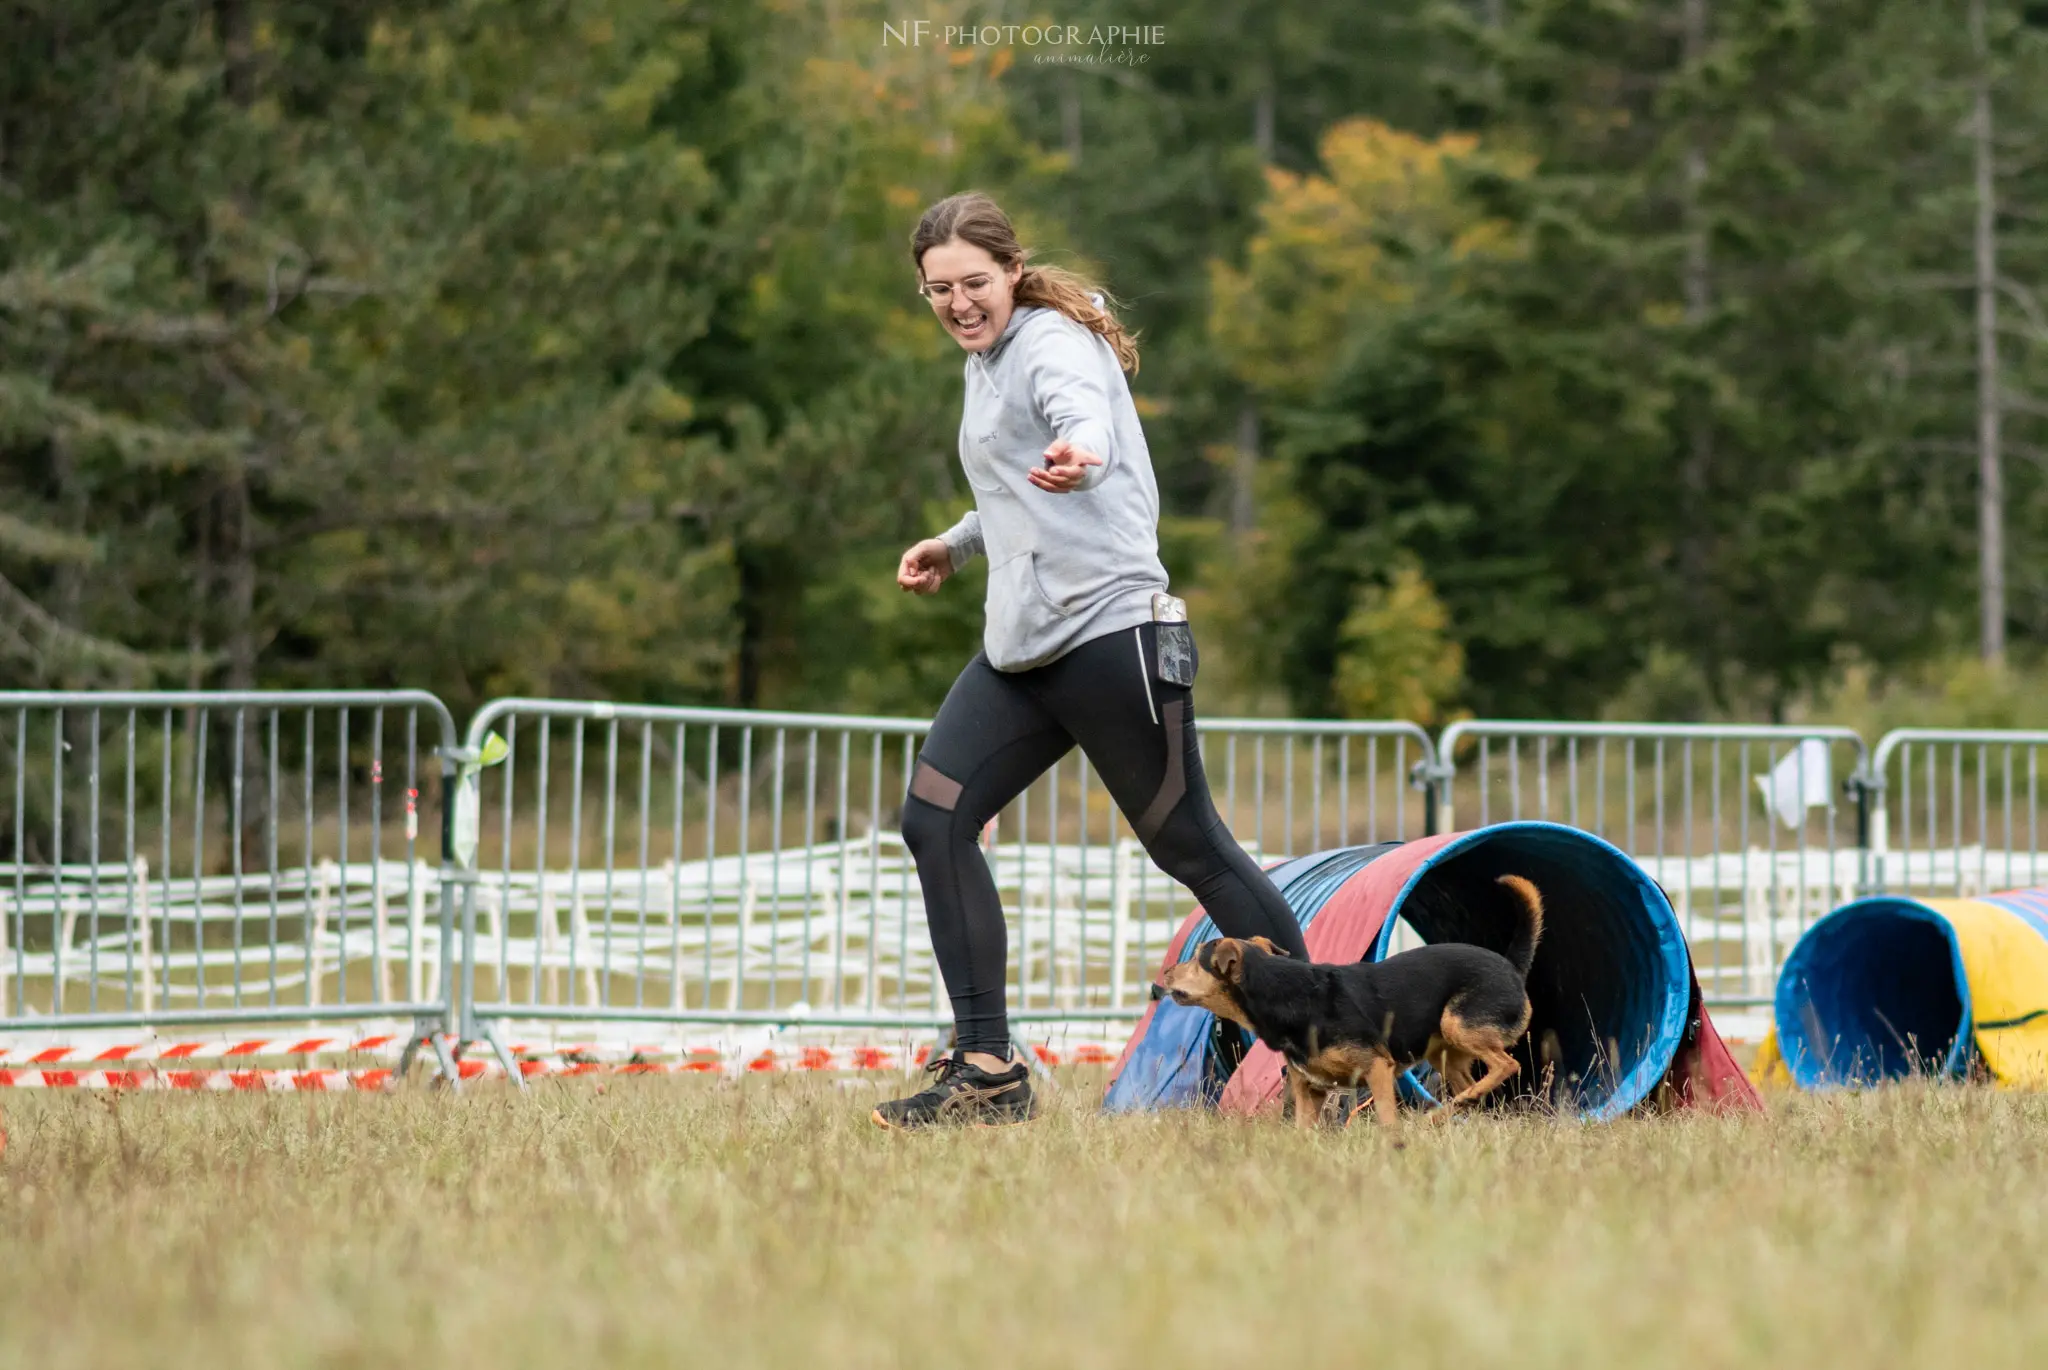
[1210,939,1245,983]
[1246,935,1290,958]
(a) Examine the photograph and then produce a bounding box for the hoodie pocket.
[986,552,1074,666]
[1015,551,1074,618]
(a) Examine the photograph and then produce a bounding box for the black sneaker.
[870,1052,1037,1130]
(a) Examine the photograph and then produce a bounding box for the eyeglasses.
[919,275,997,306]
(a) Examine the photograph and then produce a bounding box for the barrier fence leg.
[1415,756,1454,838]
[480,1018,524,1089]
[396,1025,422,1081]
[396,1014,464,1091]
[1011,1031,1058,1091]
[426,1020,463,1091]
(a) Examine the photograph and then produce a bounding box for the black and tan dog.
[1154,875,1545,1135]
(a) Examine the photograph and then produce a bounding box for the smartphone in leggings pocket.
[1151,593,1196,687]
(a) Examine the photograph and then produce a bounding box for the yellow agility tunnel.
[1760,888,2048,1089]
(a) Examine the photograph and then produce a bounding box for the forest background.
[7,0,2048,738]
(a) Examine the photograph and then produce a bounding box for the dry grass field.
[2,1075,2045,1370]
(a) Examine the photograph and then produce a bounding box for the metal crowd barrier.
[18,686,2048,1073]
[445,698,1436,1073]
[1,691,462,1079]
[1868,728,2048,898]
[1429,721,1873,1007]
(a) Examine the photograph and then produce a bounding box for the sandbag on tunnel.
[1106,822,1758,1121]
[1764,890,2048,1089]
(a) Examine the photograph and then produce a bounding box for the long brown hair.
[910,191,1140,374]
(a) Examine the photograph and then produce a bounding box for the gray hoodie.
[936,302,1170,672]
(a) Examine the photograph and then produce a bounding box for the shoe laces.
[923,1052,1004,1089]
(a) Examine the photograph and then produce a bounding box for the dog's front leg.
[1363,1054,1402,1137]
[1289,1069,1327,1132]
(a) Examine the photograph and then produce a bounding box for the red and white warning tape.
[0,1067,401,1091]
[0,1039,1123,1089]
[0,1034,402,1066]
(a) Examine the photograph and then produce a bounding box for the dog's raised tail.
[1495,874,1545,977]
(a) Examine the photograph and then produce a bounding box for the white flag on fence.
[1755,738,1832,830]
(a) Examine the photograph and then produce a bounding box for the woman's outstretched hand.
[1029,437,1104,494]
[897,538,954,595]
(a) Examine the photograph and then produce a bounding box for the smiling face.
[918,237,1025,352]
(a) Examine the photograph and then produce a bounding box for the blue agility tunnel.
[1766,889,2048,1089]
[1772,897,1973,1087]
[1106,823,1749,1121]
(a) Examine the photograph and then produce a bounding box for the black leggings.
[901,621,1310,1055]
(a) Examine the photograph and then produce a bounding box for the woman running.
[872,192,1310,1131]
